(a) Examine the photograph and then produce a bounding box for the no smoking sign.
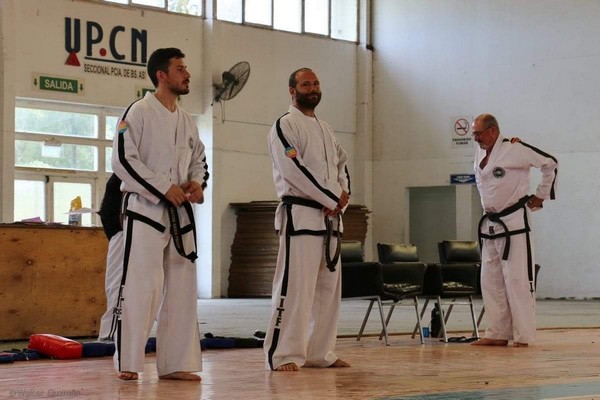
[450,116,473,148]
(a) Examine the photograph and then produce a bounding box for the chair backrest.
[341,240,364,263]
[438,240,480,264]
[377,243,419,263]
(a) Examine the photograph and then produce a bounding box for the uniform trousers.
[115,207,201,375]
[98,231,123,341]
[264,230,341,370]
[480,221,536,343]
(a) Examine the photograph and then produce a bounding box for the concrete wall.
[371,0,600,298]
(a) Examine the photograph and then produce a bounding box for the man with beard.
[264,67,351,372]
[112,48,209,381]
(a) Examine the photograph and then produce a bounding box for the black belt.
[478,195,531,260]
[282,196,322,209]
[167,202,198,262]
[282,196,340,272]
[324,214,341,272]
[478,195,534,292]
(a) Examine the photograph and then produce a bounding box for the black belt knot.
[478,195,531,261]
[281,195,340,272]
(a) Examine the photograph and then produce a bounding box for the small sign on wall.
[450,174,476,184]
[136,86,155,99]
[32,73,84,95]
[450,116,473,148]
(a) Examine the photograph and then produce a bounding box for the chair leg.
[477,306,485,328]
[357,299,375,341]
[379,303,396,341]
[413,296,425,344]
[412,298,430,339]
[444,302,454,324]
[375,297,389,346]
[468,295,480,338]
[437,296,448,343]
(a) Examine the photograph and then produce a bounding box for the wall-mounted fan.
[213,61,251,103]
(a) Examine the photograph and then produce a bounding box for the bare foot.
[117,371,139,381]
[159,372,201,381]
[513,342,528,347]
[471,338,509,346]
[329,359,351,368]
[275,363,299,372]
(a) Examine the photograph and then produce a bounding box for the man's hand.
[323,206,341,217]
[323,190,350,217]
[527,195,544,210]
[338,190,349,209]
[165,184,188,207]
[181,181,204,204]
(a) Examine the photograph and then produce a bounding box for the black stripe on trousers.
[523,211,535,292]
[116,212,135,372]
[267,212,293,370]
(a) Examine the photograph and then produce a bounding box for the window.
[103,0,203,17]
[14,179,46,222]
[331,0,357,41]
[216,0,242,22]
[304,0,329,35]
[216,0,358,42]
[14,99,122,224]
[132,0,166,7]
[273,0,301,33]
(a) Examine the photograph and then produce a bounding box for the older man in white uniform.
[112,48,209,381]
[472,113,558,347]
[264,68,351,372]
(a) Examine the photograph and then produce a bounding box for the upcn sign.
[65,17,148,80]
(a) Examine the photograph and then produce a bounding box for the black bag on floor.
[430,304,442,338]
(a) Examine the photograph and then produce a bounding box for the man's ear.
[156,70,166,83]
[289,86,295,97]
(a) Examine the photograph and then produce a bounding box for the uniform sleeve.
[188,126,210,189]
[336,139,350,195]
[520,142,558,200]
[269,117,342,210]
[111,104,171,205]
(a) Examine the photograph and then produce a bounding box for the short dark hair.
[289,67,313,88]
[147,48,185,87]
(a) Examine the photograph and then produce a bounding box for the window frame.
[14,98,122,225]
[215,0,359,43]
[101,0,205,17]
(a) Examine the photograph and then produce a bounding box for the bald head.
[474,114,500,132]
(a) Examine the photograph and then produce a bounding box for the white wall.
[372,0,600,298]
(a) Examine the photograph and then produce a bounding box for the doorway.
[408,185,482,263]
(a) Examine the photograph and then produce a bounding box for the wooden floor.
[1,328,599,399]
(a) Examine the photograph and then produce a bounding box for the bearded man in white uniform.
[264,68,351,372]
[471,113,557,347]
[112,48,209,381]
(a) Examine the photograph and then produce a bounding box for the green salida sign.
[33,74,84,95]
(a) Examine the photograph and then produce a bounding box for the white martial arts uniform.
[475,134,558,344]
[264,105,350,370]
[98,231,123,341]
[98,174,124,342]
[111,92,209,375]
